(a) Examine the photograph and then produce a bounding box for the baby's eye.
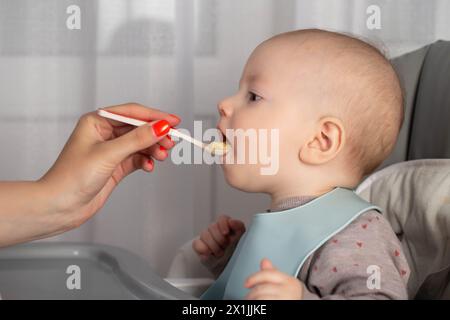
[248,92,262,102]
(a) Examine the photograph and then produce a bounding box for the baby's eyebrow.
[239,74,262,88]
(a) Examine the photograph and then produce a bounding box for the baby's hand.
[192,215,245,261]
[244,258,304,300]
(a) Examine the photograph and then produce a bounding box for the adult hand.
[0,103,180,246]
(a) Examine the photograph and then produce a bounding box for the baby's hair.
[339,30,407,129]
[339,31,389,58]
[334,31,405,176]
[287,29,405,178]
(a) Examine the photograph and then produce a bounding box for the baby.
[192,29,410,300]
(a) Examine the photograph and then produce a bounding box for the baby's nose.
[217,98,233,117]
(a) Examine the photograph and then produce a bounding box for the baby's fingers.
[245,284,281,300]
[229,219,245,233]
[192,238,211,256]
[217,215,230,235]
[228,219,246,242]
[208,223,229,249]
[200,229,224,257]
[245,270,286,288]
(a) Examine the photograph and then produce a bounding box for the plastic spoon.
[97,109,230,156]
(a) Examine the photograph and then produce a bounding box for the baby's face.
[217,38,319,193]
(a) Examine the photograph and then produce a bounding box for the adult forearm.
[0,180,68,247]
[0,105,179,248]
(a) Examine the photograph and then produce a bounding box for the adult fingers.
[96,120,170,166]
[102,103,181,127]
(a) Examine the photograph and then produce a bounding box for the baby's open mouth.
[207,127,231,156]
[219,127,233,147]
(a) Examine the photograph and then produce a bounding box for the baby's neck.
[270,195,317,212]
[269,185,335,211]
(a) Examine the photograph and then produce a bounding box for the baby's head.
[217,29,404,200]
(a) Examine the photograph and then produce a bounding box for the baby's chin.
[221,163,266,193]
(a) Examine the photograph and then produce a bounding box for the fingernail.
[166,134,172,141]
[169,113,181,123]
[153,120,170,137]
[147,158,154,171]
[159,145,167,153]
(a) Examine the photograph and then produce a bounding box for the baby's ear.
[298,117,345,165]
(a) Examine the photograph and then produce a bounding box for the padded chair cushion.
[380,40,450,169]
[408,41,450,160]
[357,159,450,299]
[381,43,429,168]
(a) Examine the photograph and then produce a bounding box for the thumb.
[260,258,275,271]
[99,119,170,165]
[228,219,245,243]
[228,219,245,234]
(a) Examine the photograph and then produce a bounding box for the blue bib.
[201,187,381,300]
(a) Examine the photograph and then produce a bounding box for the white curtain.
[1,0,449,276]
[0,0,197,275]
